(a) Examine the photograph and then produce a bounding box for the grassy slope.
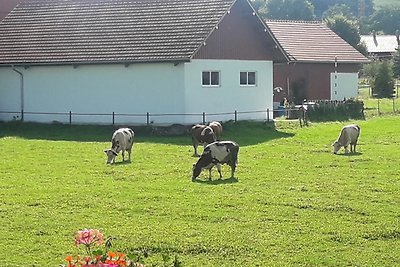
[0,118,399,266]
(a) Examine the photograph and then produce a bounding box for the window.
[202,71,220,86]
[240,71,256,86]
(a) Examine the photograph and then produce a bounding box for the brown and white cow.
[191,124,216,156]
[104,128,134,164]
[208,121,223,139]
[192,141,239,181]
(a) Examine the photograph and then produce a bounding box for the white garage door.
[330,72,358,101]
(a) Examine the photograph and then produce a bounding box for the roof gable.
[266,20,369,64]
[0,0,235,65]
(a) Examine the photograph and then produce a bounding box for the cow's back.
[112,128,134,150]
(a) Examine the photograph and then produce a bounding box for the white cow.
[332,124,360,154]
[104,128,134,164]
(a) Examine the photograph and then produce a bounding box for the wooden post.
[202,112,206,124]
[234,110,237,122]
[112,112,115,125]
[146,112,150,125]
[267,108,269,121]
[393,98,396,113]
[377,99,380,115]
[21,109,24,122]
[69,111,72,125]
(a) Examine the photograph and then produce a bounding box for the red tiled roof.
[266,20,369,63]
[0,0,234,65]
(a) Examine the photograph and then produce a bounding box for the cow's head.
[192,163,202,181]
[332,141,341,154]
[104,149,118,164]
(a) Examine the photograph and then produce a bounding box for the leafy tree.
[372,60,395,98]
[265,0,315,20]
[393,49,400,79]
[250,0,268,19]
[322,4,353,19]
[369,5,400,34]
[309,0,374,18]
[325,15,361,49]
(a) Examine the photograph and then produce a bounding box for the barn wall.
[0,63,185,124]
[184,59,273,124]
[273,62,361,103]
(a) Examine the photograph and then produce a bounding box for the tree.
[265,0,315,20]
[325,15,361,49]
[369,5,400,34]
[322,4,353,19]
[309,0,374,18]
[393,49,400,79]
[372,61,395,98]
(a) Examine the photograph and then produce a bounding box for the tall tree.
[309,0,374,18]
[372,61,395,98]
[393,48,400,79]
[369,5,400,34]
[265,0,315,20]
[325,15,361,49]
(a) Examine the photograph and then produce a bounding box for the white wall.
[184,59,273,124]
[330,72,359,101]
[0,64,185,124]
[0,68,22,121]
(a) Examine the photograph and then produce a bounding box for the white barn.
[0,0,287,125]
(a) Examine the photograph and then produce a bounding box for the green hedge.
[307,99,365,121]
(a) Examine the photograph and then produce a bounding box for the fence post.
[21,109,24,122]
[146,112,150,125]
[267,108,269,122]
[393,98,396,113]
[69,111,72,125]
[112,112,115,125]
[202,112,206,124]
[234,110,237,122]
[377,99,380,115]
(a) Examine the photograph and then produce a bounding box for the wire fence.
[0,109,275,125]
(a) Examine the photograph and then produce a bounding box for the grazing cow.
[208,121,223,139]
[104,128,134,164]
[191,124,216,156]
[192,141,239,181]
[332,124,360,154]
[298,105,309,128]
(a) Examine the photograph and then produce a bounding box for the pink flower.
[75,229,104,246]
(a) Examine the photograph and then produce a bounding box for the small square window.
[202,71,220,86]
[240,71,256,86]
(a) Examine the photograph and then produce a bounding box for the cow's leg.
[216,164,222,179]
[208,167,212,180]
[192,140,200,157]
[121,150,125,161]
[344,145,349,154]
[127,148,132,161]
[230,163,236,178]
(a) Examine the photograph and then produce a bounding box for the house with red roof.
[0,0,287,124]
[266,20,369,105]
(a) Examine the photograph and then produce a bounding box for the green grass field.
[1,115,400,266]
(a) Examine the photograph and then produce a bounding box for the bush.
[372,60,395,98]
[307,99,364,121]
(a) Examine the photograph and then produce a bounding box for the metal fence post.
[146,112,150,125]
[69,111,72,125]
[267,108,269,121]
[393,98,396,113]
[112,112,115,125]
[21,109,24,122]
[377,99,380,115]
[234,110,237,122]
[202,112,206,124]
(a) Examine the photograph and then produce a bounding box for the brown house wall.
[193,0,285,61]
[273,62,361,103]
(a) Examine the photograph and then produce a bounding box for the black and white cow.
[104,128,134,164]
[191,124,216,156]
[192,141,239,181]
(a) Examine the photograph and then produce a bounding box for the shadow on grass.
[193,176,239,185]
[335,152,363,156]
[0,120,295,146]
